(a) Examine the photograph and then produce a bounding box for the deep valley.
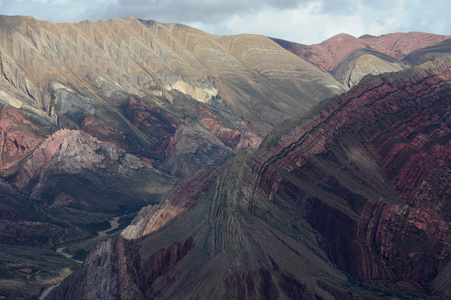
[0,15,449,299]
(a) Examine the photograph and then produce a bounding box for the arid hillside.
[49,57,451,299]
[0,15,449,300]
[273,32,451,88]
[0,15,345,298]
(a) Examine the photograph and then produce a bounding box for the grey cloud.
[314,0,411,16]
[100,0,306,24]
[0,0,450,45]
[1,0,98,23]
[314,0,359,15]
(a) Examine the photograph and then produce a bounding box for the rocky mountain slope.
[0,15,344,161]
[273,32,451,88]
[0,14,347,298]
[0,14,449,299]
[48,57,451,299]
[0,13,348,229]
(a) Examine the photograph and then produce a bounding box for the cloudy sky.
[1,0,449,44]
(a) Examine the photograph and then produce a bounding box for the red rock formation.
[279,32,450,71]
[125,96,179,154]
[0,105,52,172]
[201,117,242,147]
[256,57,451,293]
[121,167,220,239]
[140,237,195,299]
[5,129,173,209]
[49,58,451,299]
[201,117,262,151]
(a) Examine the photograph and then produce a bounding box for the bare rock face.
[257,57,451,296]
[201,117,262,150]
[5,129,173,210]
[49,58,451,299]
[121,168,220,240]
[0,105,54,172]
[157,125,234,177]
[331,49,405,88]
[47,238,119,300]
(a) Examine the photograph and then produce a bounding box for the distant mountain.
[48,57,451,299]
[272,32,451,88]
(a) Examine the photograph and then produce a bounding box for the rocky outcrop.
[121,168,220,240]
[0,105,54,173]
[6,129,173,210]
[124,96,179,153]
[157,125,233,177]
[201,117,262,150]
[49,58,451,299]
[46,238,119,300]
[331,48,404,88]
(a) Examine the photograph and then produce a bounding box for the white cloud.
[194,2,391,44]
[164,0,451,44]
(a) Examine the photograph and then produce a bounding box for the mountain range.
[0,15,449,299]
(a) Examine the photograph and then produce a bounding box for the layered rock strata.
[5,129,173,210]
[49,58,451,299]
[0,15,344,168]
[0,15,347,298]
[273,32,451,88]
[277,32,450,71]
